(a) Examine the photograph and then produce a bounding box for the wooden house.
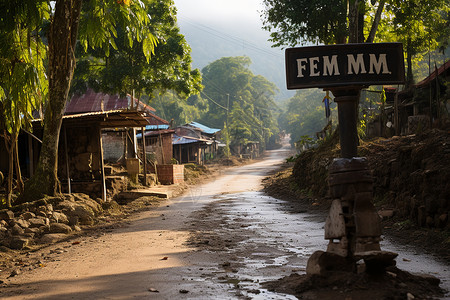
[172,122,221,165]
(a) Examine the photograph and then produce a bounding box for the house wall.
[142,132,173,165]
[161,133,173,164]
[59,126,102,198]
[102,131,124,163]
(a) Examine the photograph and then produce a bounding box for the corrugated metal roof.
[186,121,221,135]
[64,89,168,127]
[136,129,174,139]
[33,110,150,128]
[66,89,157,114]
[145,124,170,130]
[172,134,210,145]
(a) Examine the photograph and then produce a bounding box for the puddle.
[188,190,449,299]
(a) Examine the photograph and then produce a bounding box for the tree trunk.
[348,0,359,43]
[357,1,365,43]
[366,0,386,43]
[406,38,414,87]
[19,0,83,203]
[4,132,13,208]
[14,135,24,194]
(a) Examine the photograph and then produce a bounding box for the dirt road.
[2,144,301,299]
[2,141,449,299]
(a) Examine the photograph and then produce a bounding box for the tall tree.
[72,0,202,100]
[200,56,280,152]
[261,0,388,46]
[386,0,448,85]
[0,1,48,206]
[17,0,157,202]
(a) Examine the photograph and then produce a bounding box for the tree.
[200,56,280,152]
[385,0,448,85]
[0,1,48,206]
[261,0,347,46]
[16,0,157,202]
[278,90,336,146]
[261,0,388,46]
[72,0,202,100]
[146,92,208,126]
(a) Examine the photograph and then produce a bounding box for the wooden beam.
[142,127,147,186]
[63,126,71,194]
[98,127,107,202]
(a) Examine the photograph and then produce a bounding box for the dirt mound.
[263,266,444,300]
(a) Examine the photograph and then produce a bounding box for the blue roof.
[146,124,169,130]
[173,134,202,145]
[188,122,220,135]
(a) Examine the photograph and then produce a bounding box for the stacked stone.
[0,194,103,250]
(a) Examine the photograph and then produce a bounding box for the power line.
[178,16,283,59]
[200,91,228,111]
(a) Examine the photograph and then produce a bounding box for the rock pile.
[291,128,450,229]
[0,193,103,250]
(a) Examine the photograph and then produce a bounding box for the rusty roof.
[63,89,168,127]
[33,110,152,129]
[66,89,156,114]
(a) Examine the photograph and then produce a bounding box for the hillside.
[177,19,295,101]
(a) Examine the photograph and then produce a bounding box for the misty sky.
[174,0,264,25]
[173,0,271,46]
[172,0,293,99]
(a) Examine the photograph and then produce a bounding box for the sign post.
[285,43,405,274]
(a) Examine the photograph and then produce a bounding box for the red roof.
[65,89,168,126]
[66,89,156,114]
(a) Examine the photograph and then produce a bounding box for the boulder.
[24,227,40,235]
[11,224,24,236]
[306,250,353,275]
[28,217,47,228]
[51,211,69,224]
[21,211,36,220]
[16,218,30,229]
[49,223,72,234]
[10,237,30,250]
[39,233,67,244]
[0,210,14,221]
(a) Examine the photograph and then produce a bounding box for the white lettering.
[323,55,340,76]
[347,54,366,75]
[296,58,308,78]
[369,53,391,74]
[309,57,320,77]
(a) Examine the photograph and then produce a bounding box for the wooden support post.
[98,127,107,202]
[63,126,71,194]
[141,127,147,186]
[330,87,361,159]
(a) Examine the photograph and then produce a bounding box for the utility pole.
[226,93,230,126]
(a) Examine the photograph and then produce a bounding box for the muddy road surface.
[2,143,449,299]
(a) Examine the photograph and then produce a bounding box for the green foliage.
[385,0,449,84]
[73,0,201,99]
[200,56,280,152]
[146,91,208,126]
[295,135,315,152]
[222,123,231,158]
[0,0,159,202]
[279,90,337,148]
[0,0,50,205]
[261,0,348,46]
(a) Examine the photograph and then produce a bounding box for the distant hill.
[177,18,295,101]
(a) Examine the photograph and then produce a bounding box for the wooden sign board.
[285,43,405,89]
